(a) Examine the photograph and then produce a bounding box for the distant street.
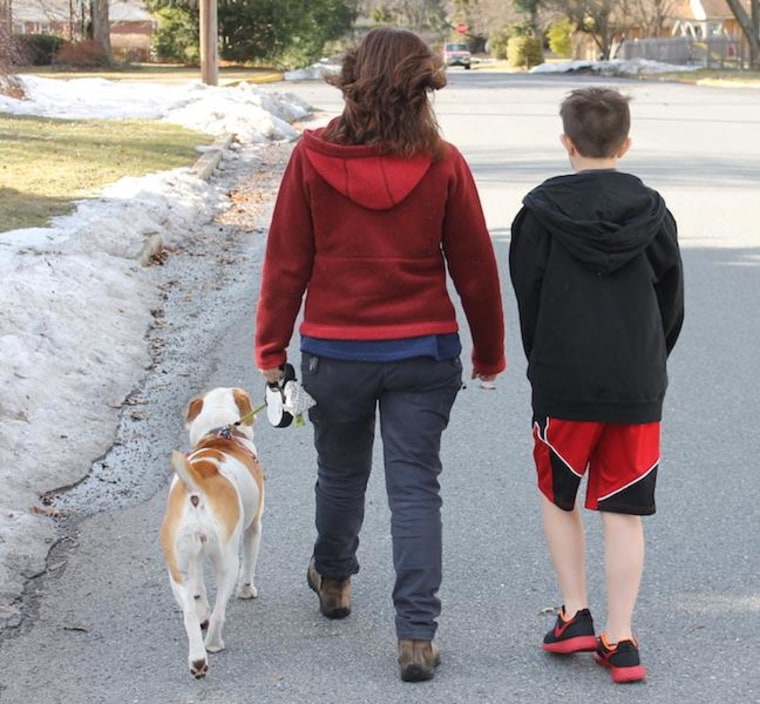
[1,71,759,704]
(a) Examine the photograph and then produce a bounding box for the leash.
[233,402,268,428]
[214,364,315,439]
[215,402,267,439]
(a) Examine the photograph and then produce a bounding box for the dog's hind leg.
[237,515,262,599]
[188,556,211,628]
[170,576,209,679]
[204,546,238,653]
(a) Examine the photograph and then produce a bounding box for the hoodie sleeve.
[441,148,506,376]
[649,210,685,355]
[509,206,550,360]
[255,143,315,370]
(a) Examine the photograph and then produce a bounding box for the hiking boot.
[398,639,440,682]
[542,606,597,654]
[594,633,647,683]
[306,559,351,619]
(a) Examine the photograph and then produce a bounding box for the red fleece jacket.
[255,126,506,375]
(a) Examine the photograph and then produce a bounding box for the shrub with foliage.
[55,39,110,68]
[218,0,354,69]
[488,28,512,60]
[488,22,533,60]
[152,7,200,64]
[145,0,355,69]
[547,19,574,58]
[13,34,66,66]
[506,36,544,69]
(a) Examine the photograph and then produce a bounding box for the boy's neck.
[560,135,631,173]
[569,155,619,172]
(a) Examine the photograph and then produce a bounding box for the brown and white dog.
[160,387,265,679]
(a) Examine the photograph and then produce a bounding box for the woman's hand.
[260,367,284,385]
[471,370,499,390]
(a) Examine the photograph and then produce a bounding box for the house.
[671,0,751,39]
[107,0,155,61]
[8,0,155,61]
[617,0,751,66]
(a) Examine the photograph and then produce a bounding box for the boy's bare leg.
[540,494,588,616]
[601,512,644,643]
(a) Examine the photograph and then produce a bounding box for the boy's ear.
[560,133,576,156]
[616,136,632,159]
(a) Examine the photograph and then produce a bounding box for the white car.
[443,42,471,70]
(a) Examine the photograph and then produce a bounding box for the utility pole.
[199,0,218,86]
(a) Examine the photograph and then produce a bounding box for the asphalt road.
[1,72,759,704]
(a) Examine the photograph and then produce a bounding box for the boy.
[509,87,684,684]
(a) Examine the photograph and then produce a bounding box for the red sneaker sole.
[595,656,647,683]
[543,635,598,653]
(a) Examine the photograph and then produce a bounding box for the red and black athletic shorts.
[532,417,660,515]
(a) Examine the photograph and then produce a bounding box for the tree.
[445,0,523,50]
[725,0,760,68]
[92,0,113,63]
[629,0,673,37]
[146,0,356,69]
[514,0,541,34]
[361,0,447,30]
[545,0,623,59]
[1,0,11,68]
[218,0,356,68]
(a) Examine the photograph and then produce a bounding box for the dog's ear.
[232,388,254,426]
[186,396,204,424]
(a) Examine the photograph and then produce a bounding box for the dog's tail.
[170,450,201,493]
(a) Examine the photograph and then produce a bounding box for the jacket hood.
[301,126,432,211]
[523,170,667,274]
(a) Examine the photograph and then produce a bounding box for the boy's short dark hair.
[560,87,631,159]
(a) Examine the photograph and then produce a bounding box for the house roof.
[12,0,69,23]
[671,0,751,20]
[11,0,151,23]
[699,0,750,18]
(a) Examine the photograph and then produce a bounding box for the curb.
[138,132,234,266]
[222,72,285,86]
[191,133,235,181]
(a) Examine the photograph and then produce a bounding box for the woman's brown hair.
[323,27,447,158]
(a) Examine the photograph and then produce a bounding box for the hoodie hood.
[301,126,432,211]
[523,170,667,274]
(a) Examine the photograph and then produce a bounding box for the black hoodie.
[509,170,684,424]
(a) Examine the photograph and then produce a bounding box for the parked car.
[443,42,471,70]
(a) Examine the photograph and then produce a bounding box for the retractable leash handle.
[265,363,297,428]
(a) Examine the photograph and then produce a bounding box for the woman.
[254,27,505,682]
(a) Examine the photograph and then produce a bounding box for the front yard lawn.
[0,114,214,232]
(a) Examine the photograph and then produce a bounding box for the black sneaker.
[542,607,597,653]
[594,633,647,683]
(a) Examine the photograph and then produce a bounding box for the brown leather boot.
[398,639,440,682]
[307,559,351,619]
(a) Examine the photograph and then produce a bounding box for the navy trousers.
[301,352,462,640]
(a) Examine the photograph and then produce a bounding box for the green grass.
[17,63,283,85]
[0,114,215,232]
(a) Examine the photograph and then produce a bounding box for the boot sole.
[400,664,435,682]
[306,565,351,619]
[399,651,440,682]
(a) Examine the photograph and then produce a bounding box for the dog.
[160,387,265,679]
